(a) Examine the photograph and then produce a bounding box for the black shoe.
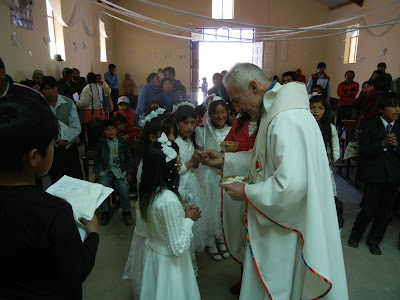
[101,211,111,225]
[347,238,359,248]
[122,211,133,226]
[367,242,381,255]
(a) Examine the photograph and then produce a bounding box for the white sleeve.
[76,85,90,109]
[195,127,205,149]
[330,124,340,163]
[155,196,194,256]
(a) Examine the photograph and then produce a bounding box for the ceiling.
[319,0,363,10]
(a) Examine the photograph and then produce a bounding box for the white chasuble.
[224,82,348,300]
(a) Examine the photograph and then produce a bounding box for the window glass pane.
[47,17,56,59]
[204,28,217,41]
[229,29,241,40]
[99,20,107,62]
[212,0,222,19]
[46,0,53,17]
[216,28,229,41]
[222,0,234,19]
[241,29,254,41]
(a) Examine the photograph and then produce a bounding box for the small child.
[200,77,208,97]
[196,96,232,261]
[348,92,400,255]
[139,137,201,300]
[154,78,182,112]
[123,112,177,299]
[0,95,99,299]
[113,114,139,140]
[122,73,136,109]
[309,95,342,227]
[94,119,133,226]
[115,96,135,127]
[174,103,208,252]
[360,81,372,95]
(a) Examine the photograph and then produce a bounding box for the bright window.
[194,28,254,42]
[212,0,234,20]
[46,0,66,60]
[343,25,359,64]
[99,20,107,62]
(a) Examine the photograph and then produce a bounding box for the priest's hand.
[201,149,223,168]
[219,182,246,201]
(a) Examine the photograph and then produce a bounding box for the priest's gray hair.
[224,63,268,92]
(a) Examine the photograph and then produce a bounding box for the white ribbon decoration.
[157,132,177,163]
[46,0,108,38]
[95,0,400,42]
[140,107,166,127]
[172,101,196,113]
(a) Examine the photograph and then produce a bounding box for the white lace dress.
[175,135,211,251]
[140,189,200,300]
[122,161,146,299]
[195,124,231,241]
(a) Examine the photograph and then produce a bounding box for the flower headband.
[308,92,321,100]
[206,94,227,109]
[157,132,177,162]
[140,107,166,127]
[172,101,196,113]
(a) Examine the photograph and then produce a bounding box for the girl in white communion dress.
[174,103,211,252]
[138,134,201,300]
[122,111,177,299]
[196,96,232,261]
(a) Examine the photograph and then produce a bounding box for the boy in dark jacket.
[348,92,400,255]
[94,119,133,225]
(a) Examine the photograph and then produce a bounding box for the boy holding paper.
[307,62,331,100]
[0,95,99,299]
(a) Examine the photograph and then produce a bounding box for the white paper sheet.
[46,175,113,241]
[316,78,329,89]
[72,92,79,103]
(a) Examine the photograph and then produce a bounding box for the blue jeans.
[98,171,131,213]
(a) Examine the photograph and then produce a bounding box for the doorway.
[191,28,263,104]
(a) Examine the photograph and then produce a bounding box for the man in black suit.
[348,92,400,255]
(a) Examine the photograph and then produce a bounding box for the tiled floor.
[80,170,400,299]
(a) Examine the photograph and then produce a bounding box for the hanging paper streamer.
[46,0,109,38]
[73,41,79,53]
[43,36,51,47]
[11,32,21,47]
[92,0,400,42]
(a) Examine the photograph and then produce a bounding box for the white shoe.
[208,246,222,261]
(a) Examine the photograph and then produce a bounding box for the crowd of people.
[1,55,399,299]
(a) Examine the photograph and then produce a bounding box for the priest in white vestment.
[202,63,348,300]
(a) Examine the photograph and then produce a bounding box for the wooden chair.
[336,120,359,188]
[81,118,104,181]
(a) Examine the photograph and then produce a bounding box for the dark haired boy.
[0,95,99,299]
[348,92,400,255]
[113,114,139,140]
[281,71,297,84]
[163,66,187,99]
[377,62,392,91]
[306,62,331,100]
[154,77,182,112]
[351,75,387,126]
[94,119,133,225]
